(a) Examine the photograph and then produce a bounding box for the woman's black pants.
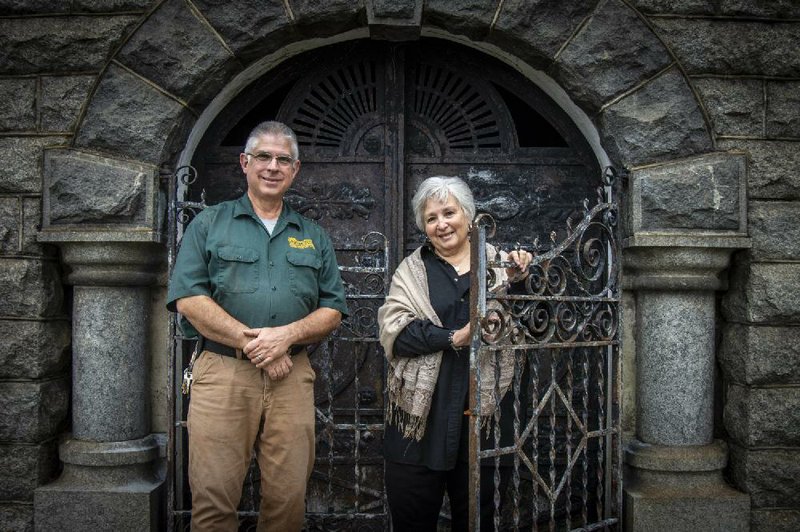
[385,459,510,532]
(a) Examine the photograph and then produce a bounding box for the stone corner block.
[41,148,165,242]
[628,152,747,235]
[0,502,34,532]
[0,378,70,443]
[0,440,60,501]
[729,444,800,508]
[719,323,800,386]
[724,385,800,447]
[0,319,70,379]
[723,261,800,323]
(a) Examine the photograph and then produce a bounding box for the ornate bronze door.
[169,38,601,531]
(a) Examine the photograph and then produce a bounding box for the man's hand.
[262,352,293,381]
[243,326,295,380]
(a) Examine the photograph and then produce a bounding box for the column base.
[34,435,164,531]
[623,439,750,532]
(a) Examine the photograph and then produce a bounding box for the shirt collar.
[232,193,302,229]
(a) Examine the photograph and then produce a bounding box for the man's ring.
[257,355,262,362]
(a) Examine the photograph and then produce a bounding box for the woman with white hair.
[377,176,531,531]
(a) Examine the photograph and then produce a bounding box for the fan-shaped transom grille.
[285,57,508,153]
[412,62,502,150]
[289,60,380,149]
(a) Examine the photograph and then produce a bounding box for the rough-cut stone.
[748,201,800,261]
[631,152,744,232]
[0,258,63,318]
[0,319,70,379]
[729,445,800,508]
[40,75,94,132]
[0,16,138,75]
[74,64,194,164]
[0,196,20,253]
[44,149,155,226]
[599,67,713,167]
[720,0,800,17]
[0,441,59,501]
[291,0,364,38]
[718,139,800,200]
[0,136,69,194]
[766,81,800,139]
[553,0,672,112]
[693,77,764,137]
[0,502,33,532]
[0,196,56,257]
[191,0,292,61]
[0,0,70,14]
[752,509,800,532]
[651,19,800,77]
[720,324,800,386]
[725,385,800,447]
[628,0,714,14]
[632,0,800,16]
[72,0,152,11]
[1,196,52,257]
[372,0,416,18]
[0,78,35,131]
[0,379,69,443]
[116,0,239,106]
[723,262,800,323]
[21,196,55,256]
[489,0,596,68]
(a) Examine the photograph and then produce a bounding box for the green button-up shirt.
[167,194,348,338]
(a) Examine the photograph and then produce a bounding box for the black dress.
[385,245,524,469]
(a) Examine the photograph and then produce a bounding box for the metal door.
[168,38,603,531]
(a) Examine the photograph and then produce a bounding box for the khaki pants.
[187,350,316,532]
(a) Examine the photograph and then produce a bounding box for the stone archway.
[34,1,751,530]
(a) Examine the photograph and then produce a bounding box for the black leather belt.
[203,339,243,359]
[202,339,304,359]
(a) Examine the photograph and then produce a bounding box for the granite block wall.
[649,4,800,529]
[0,2,150,529]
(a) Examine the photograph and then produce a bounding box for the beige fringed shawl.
[377,244,515,441]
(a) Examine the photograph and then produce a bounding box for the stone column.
[33,241,165,530]
[33,149,166,530]
[623,240,751,531]
[620,153,752,531]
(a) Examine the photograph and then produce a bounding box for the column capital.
[623,235,751,291]
[45,240,165,287]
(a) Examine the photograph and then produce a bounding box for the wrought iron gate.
[166,167,391,531]
[467,167,622,531]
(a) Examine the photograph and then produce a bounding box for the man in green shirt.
[167,121,348,532]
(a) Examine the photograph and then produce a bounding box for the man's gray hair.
[244,121,299,160]
[411,176,476,232]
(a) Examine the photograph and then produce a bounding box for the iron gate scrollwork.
[166,167,390,531]
[468,167,622,531]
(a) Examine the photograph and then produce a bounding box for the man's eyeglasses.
[245,152,295,167]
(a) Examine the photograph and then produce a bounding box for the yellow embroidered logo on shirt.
[288,237,315,250]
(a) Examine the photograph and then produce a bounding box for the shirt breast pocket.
[287,250,321,306]
[216,245,259,293]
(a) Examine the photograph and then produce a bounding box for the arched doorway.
[173,38,606,530]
